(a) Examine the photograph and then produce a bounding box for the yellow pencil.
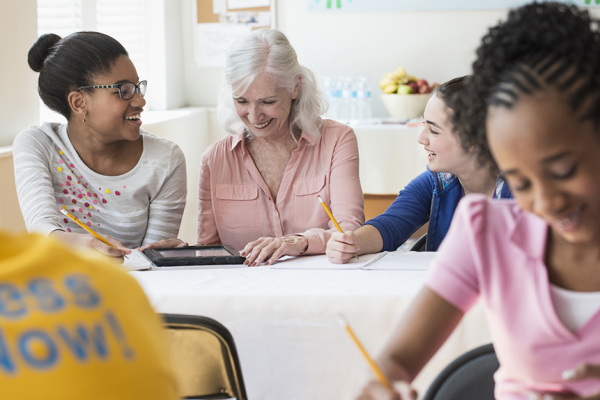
[337,313,394,392]
[318,196,358,260]
[318,195,343,232]
[59,208,127,257]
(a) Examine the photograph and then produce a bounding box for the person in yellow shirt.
[0,230,178,399]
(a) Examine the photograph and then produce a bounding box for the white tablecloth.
[131,254,491,400]
[353,123,428,195]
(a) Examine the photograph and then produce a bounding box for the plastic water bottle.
[339,77,354,121]
[349,78,359,120]
[356,77,372,120]
[323,77,336,119]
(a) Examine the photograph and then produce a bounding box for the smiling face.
[487,89,600,244]
[80,55,145,142]
[417,94,473,174]
[233,74,299,140]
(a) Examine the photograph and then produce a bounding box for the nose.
[247,104,262,124]
[531,181,568,219]
[417,125,429,146]
[131,90,146,108]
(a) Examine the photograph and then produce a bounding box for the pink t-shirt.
[197,119,364,254]
[426,195,600,399]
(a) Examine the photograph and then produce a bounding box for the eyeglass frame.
[77,80,147,100]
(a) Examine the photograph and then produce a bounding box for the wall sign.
[307,0,600,12]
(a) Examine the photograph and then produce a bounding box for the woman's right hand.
[51,231,131,262]
[326,231,359,264]
[357,380,417,400]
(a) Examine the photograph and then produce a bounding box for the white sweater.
[13,122,187,248]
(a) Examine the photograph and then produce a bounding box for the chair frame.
[422,343,497,400]
[409,232,427,252]
[162,314,248,400]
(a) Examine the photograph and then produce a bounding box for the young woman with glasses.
[13,32,187,262]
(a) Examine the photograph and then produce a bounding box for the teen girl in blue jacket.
[326,76,513,262]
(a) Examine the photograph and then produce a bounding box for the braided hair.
[451,2,600,170]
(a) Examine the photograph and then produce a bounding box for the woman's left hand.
[529,364,600,400]
[137,238,188,252]
[241,236,309,266]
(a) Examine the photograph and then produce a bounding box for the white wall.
[146,0,187,111]
[181,1,600,117]
[0,0,39,146]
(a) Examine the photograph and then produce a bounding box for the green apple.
[397,85,413,95]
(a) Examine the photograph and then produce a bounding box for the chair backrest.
[422,343,498,400]
[409,233,427,252]
[162,314,248,400]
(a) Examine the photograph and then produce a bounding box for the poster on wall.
[195,0,275,67]
[306,0,599,12]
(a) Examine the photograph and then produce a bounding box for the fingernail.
[542,395,554,400]
[562,368,577,380]
[253,262,259,266]
[528,393,538,400]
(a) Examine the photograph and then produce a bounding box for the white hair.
[217,29,327,140]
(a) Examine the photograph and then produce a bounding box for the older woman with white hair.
[197,29,364,266]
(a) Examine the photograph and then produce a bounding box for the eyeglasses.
[77,80,147,100]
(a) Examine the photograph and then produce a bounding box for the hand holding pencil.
[338,314,417,400]
[318,196,359,261]
[58,208,131,261]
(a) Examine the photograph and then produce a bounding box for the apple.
[418,84,430,94]
[407,82,419,93]
[417,78,428,87]
[397,85,414,95]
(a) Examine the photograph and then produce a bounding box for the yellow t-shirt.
[0,231,179,399]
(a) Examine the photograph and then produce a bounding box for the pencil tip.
[336,313,348,327]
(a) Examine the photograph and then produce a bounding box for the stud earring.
[83,114,86,123]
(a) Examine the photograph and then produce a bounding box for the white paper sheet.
[361,251,437,271]
[122,250,152,271]
[228,0,270,10]
[271,253,381,270]
[194,23,251,67]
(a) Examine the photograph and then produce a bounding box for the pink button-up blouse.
[427,195,600,399]
[197,119,364,254]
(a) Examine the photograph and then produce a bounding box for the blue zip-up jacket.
[364,168,513,252]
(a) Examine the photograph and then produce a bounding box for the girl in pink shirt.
[197,29,364,265]
[358,4,600,400]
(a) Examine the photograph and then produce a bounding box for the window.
[36,0,146,123]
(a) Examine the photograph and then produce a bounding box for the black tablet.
[143,245,246,267]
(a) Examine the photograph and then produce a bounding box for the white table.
[131,254,491,400]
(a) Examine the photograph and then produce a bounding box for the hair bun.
[28,33,62,73]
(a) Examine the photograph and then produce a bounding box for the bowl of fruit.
[379,67,439,119]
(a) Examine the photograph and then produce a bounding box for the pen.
[59,207,128,258]
[318,195,358,260]
[337,314,394,392]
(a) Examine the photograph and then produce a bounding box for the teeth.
[125,114,141,120]
[254,119,272,128]
[555,208,583,228]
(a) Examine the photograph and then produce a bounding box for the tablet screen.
[158,249,231,258]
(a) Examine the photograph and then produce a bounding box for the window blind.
[96,0,147,80]
[37,0,82,38]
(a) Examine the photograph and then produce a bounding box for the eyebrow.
[113,78,139,85]
[425,120,443,130]
[237,95,277,101]
[502,151,575,176]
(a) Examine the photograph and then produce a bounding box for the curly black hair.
[450,2,600,170]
